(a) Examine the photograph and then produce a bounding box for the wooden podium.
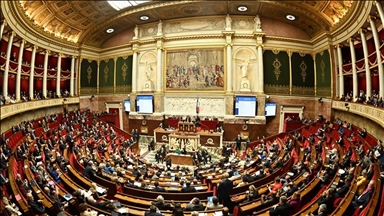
[178,122,196,133]
[169,134,199,152]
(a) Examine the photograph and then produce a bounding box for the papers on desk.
[168,187,179,191]
[63,194,73,201]
[287,172,294,176]
[96,186,107,194]
[127,165,133,169]
[255,170,260,176]
[15,194,21,201]
[214,211,223,216]
[117,208,129,213]
[133,182,141,188]
[194,186,203,190]
[199,213,207,216]
[338,169,346,175]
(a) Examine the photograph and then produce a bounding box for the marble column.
[359,29,372,98]
[369,16,384,98]
[337,45,344,97]
[257,45,264,93]
[0,20,6,40]
[333,47,339,98]
[56,54,62,97]
[16,39,25,101]
[29,45,37,99]
[348,38,358,100]
[376,1,384,28]
[42,50,49,98]
[226,44,232,92]
[313,54,317,96]
[2,31,15,98]
[75,58,79,95]
[96,60,100,94]
[70,56,75,96]
[114,57,117,93]
[156,48,162,92]
[132,51,138,93]
[288,51,292,95]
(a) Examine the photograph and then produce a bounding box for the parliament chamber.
[0,1,384,216]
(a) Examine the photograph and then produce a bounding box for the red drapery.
[8,75,15,95]
[21,76,29,95]
[34,78,43,92]
[23,49,32,64]
[35,53,44,67]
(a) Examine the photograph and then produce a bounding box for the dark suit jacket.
[82,165,95,179]
[355,189,373,207]
[181,186,197,193]
[217,179,233,199]
[145,211,162,216]
[269,203,291,216]
[152,201,171,210]
[154,186,166,192]
[336,183,350,197]
[29,200,46,214]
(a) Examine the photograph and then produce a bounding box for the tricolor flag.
[196,98,200,114]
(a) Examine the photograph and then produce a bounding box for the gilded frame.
[164,47,226,92]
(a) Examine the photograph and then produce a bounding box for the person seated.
[78,203,98,216]
[268,177,283,195]
[152,195,171,210]
[335,178,351,197]
[288,192,301,214]
[172,203,184,216]
[181,181,197,193]
[307,204,327,216]
[317,188,336,214]
[186,197,204,211]
[27,193,46,215]
[245,185,259,202]
[260,191,279,208]
[351,180,375,210]
[205,196,223,210]
[269,196,291,216]
[153,181,166,192]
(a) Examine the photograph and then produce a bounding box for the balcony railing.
[332,100,384,128]
[0,97,79,120]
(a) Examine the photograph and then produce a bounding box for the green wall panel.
[80,59,97,94]
[316,50,331,97]
[263,50,290,95]
[291,53,314,96]
[99,59,114,93]
[116,56,133,93]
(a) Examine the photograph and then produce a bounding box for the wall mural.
[80,59,97,94]
[165,48,225,91]
[291,52,315,96]
[99,59,114,93]
[263,50,290,95]
[316,50,331,97]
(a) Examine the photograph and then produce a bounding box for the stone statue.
[254,15,261,31]
[133,25,139,39]
[146,62,153,80]
[240,59,249,78]
[225,14,232,30]
[157,20,163,36]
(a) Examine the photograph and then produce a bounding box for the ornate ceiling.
[14,1,356,47]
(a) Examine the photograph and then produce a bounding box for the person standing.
[217,173,233,211]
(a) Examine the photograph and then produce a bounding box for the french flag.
[196,98,200,114]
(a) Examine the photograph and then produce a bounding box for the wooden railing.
[332,101,384,128]
[0,97,79,120]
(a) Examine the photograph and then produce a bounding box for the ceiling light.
[140,15,149,21]
[286,15,296,21]
[237,6,248,12]
[106,28,114,33]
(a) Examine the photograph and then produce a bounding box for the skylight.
[107,1,149,11]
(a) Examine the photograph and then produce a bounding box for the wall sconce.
[318,98,323,103]
[90,95,95,101]
[345,103,350,110]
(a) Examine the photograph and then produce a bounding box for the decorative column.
[2,31,15,98]
[223,31,234,92]
[257,45,264,93]
[70,56,75,96]
[114,57,117,93]
[0,20,7,39]
[336,45,344,97]
[132,44,139,93]
[16,39,25,101]
[376,1,384,28]
[29,45,37,99]
[56,54,62,97]
[348,38,358,99]
[359,29,372,98]
[369,16,384,98]
[333,47,339,98]
[96,60,100,94]
[155,46,163,92]
[312,54,317,96]
[42,50,49,98]
[75,58,79,95]
[288,51,292,95]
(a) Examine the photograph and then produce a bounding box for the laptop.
[207,196,214,203]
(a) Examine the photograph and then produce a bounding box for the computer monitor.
[207,196,214,203]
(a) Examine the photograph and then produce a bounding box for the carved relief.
[103,65,109,83]
[164,18,225,34]
[320,60,326,82]
[86,66,92,84]
[273,58,282,80]
[164,97,225,116]
[121,62,128,81]
[232,18,253,29]
[300,60,307,82]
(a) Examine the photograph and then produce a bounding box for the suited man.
[269,196,291,216]
[351,180,375,209]
[217,173,233,210]
[82,161,96,179]
[336,178,351,197]
[153,181,166,192]
[235,134,242,151]
[152,195,171,210]
[145,205,162,216]
[27,193,46,214]
[308,204,327,216]
[181,182,197,193]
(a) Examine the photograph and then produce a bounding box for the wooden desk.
[167,153,194,166]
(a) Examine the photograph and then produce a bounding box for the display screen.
[265,102,277,116]
[124,100,130,112]
[234,96,257,117]
[136,95,153,114]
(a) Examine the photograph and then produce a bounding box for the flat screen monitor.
[265,102,277,116]
[136,95,153,114]
[234,96,257,117]
[124,100,130,112]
